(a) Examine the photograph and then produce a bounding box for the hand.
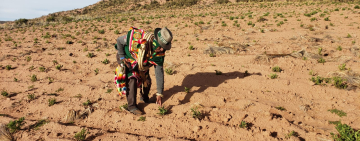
[156,96,162,107]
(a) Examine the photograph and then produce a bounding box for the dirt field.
[1,1,360,141]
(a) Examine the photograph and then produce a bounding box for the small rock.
[69,53,73,56]
[299,105,310,112]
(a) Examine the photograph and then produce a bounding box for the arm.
[116,35,127,64]
[154,65,164,94]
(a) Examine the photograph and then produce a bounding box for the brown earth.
[1,1,360,141]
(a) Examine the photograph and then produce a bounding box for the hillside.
[1,1,360,141]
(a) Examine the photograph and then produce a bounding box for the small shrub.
[209,53,215,57]
[272,66,282,72]
[106,89,113,93]
[158,106,168,115]
[5,65,11,70]
[189,45,194,50]
[324,17,330,21]
[31,74,37,82]
[138,116,146,121]
[55,88,64,92]
[27,94,35,101]
[318,47,323,55]
[98,29,105,34]
[86,52,94,58]
[52,60,58,65]
[355,5,360,9]
[275,106,286,111]
[215,70,222,75]
[239,121,247,128]
[119,103,128,111]
[55,64,63,70]
[328,109,347,117]
[114,30,120,34]
[14,77,18,82]
[347,33,352,38]
[191,107,202,119]
[74,128,88,141]
[6,117,25,133]
[165,68,173,75]
[48,77,54,83]
[101,59,109,64]
[74,94,82,98]
[105,53,110,56]
[39,67,46,72]
[1,90,8,97]
[270,73,278,79]
[48,98,56,106]
[330,122,360,140]
[32,119,49,130]
[333,77,348,89]
[26,56,31,62]
[337,46,342,51]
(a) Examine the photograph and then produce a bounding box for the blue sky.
[0,0,100,21]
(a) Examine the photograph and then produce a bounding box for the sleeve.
[116,35,127,64]
[154,65,164,94]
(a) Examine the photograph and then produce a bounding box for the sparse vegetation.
[330,122,360,140]
[272,66,282,72]
[6,117,25,133]
[338,64,346,71]
[94,68,99,75]
[31,74,37,82]
[191,107,202,119]
[32,119,49,130]
[328,109,347,117]
[239,121,247,129]
[83,100,92,106]
[165,68,173,75]
[332,77,348,89]
[1,90,9,97]
[184,87,190,93]
[48,98,56,106]
[138,116,146,121]
[275,106,286,111]
[215,70,222,75]
[285,131,298,139]
[28,94,35,101]
[119,103,128,111]
[55,64,63,70]
[87,52,94,58]
[74,128,88,141]
[106,89,113,93]
[270,73,278,79]
[102,59,109,64]
[158,106,168,115]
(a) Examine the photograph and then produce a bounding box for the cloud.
[0,0,99,21]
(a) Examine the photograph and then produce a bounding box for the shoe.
[129,108,143,115]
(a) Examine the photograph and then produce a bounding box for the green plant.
[48,77,54,83]
[347,33,352,38]
[184,87,190,93]
[55,88,64,92]
[355,5,360,9]
[32,119,49,130]
[48,98,56,106]
[239,121,247,128]
[5,65,11,70]
[138,116,146,121]
[209,53,215,57]
[94,68,99,75]
[83,47,88,52]
[52,60,58,65]
[39,67,46,72]
[6,117,25,133]
[158,106,168,115]
[275,106,286,111]
[28,85,34,90]
[83,100,92,106]
[270,73,278,79]
[191,107,202,119]
[337,46,342,51]
[333,77,348,89]
[285,131,298,139]
[324,17,330,21]
[55,64,63,70]
[328,109,347,117]
[318,58,326,64]
[189,45,194,50]
[215,70,222,75]
[31,74,37,82]
[66,41,73,44]
[105,53,110,56]
[74,94,82,98]
[29,66,35,71]
[338,64,346,71]
[106,89,113,93]
[14,77,18,82]
[1,90,8,97]
[330,122,360,140]
[98,29,105,34]
[272,66,282,72]
[165,68,173,75]
[28,94,35,100]
[310,17,317,21]
[26,56,31,62]
[114,30,120,34]
[102,59,109,64]
[329,120,341,125]
[74,128,88,141]
[119,103,128,111]
[86,52,94,58]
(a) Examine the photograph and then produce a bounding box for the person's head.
[154,27,173,50]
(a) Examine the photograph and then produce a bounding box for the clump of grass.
[74,94,82,98]
[275,106,286,111]
[157,106,168,115]
[239,121,247,129]
[52,60,58,65]
[311,76,331,85]
[55,88,64,92]
[14,77,18,82]
[101,59,109,64]
[94,68,99,75]
[189,45,194,50]
[82,100,92,106]
[74,128,88,141]
[346,33,352,38]
[285,131,298,139]
[272,66,282,72]
[318,58,326,64]
[26,56,31,62]
[338,64,346,71]
[191,107,202,119]
[55,64,63,70]
[31,74,37,82]
[270,73,278,79]
[209,53,215,57]
[86,52,94,58]
[328,109,347,117]
[330,122,360,140]
[119,103,128,111]
[6,117,25,133]
[106,89,113,93]
[27,94,35,101]
[165,68,173,75]
[215,70,222,75]
[48,77,54,83]
[318,47,323,55]
[332,77,348,89]
[48,98,56,106]
[137,116,146,121]
[32,119,49,130]
[1,90,9,97]
[5,65,11,70]
[184,87,190,93]
[39,67,46,72]
[329,120,341,125]
[337,46,342,51]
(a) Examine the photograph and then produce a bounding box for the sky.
[0,0,100,21]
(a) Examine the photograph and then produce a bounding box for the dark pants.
[126,75,151,110]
